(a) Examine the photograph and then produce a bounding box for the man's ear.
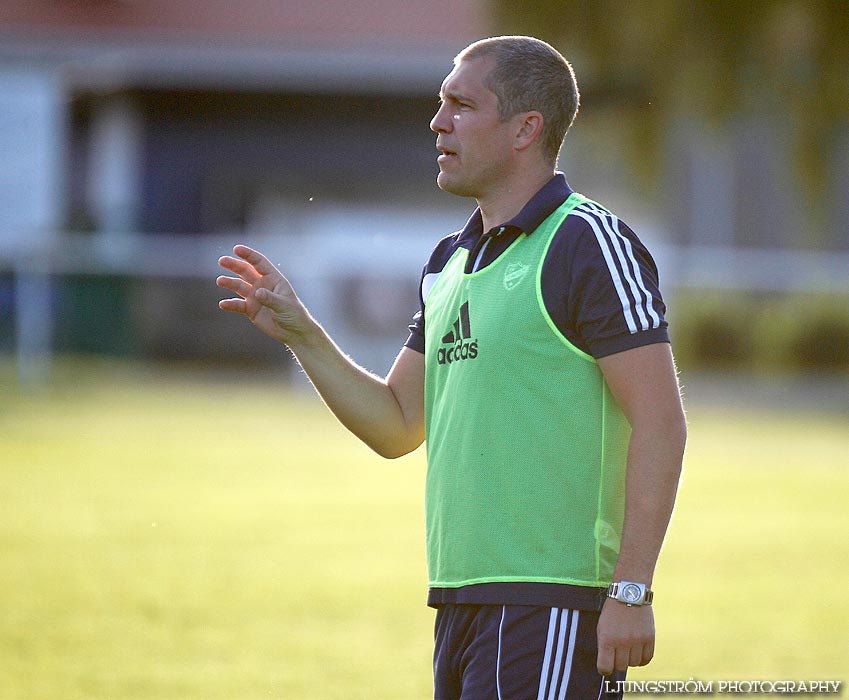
[514,111,544,152]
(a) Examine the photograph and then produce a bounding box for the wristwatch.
[607,581,653,607]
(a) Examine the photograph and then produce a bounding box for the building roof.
[1,0,486,45]
[0,1,489,93]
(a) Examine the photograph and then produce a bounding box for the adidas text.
[437,339,478,365]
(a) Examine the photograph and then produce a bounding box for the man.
[217,35,686,700]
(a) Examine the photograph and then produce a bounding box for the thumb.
[254,287,285,312]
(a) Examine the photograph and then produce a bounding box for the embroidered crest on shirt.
[503,262,530,290]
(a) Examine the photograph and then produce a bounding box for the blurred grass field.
[1,359,848,699]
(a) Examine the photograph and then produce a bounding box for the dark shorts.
[433,604,625,700]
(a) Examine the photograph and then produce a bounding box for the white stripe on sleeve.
[572,205,660,334]
[584,203,661,330]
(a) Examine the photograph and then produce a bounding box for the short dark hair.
[456,36,580,164]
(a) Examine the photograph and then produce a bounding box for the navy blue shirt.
[406,173,669,359]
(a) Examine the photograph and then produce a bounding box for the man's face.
[430,56,518,199]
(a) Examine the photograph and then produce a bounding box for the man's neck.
[477,167,555,232]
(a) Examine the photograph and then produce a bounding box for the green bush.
[667,290,756,372]
[668,290,849,375]
[753,294,849,372]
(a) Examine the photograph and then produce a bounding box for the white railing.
[4,228,849,386]
[661,245,849,293]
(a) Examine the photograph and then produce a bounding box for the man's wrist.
[280,312,324,352]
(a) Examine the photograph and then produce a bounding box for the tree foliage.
[490,0,848,211]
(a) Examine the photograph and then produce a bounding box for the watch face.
[622,584,642,603]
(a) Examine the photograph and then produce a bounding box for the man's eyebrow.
[439,89,476,105]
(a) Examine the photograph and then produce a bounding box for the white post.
[688,124,735,247]
[86,94,143,264]
[0,68,66,386]
[14,247,54,387]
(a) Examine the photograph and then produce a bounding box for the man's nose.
[430,103,452,134]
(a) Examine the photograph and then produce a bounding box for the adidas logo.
[437,301,478,365]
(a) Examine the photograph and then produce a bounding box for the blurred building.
[0,1,488,371]
[1,1,847,379]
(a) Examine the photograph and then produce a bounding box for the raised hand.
[216,245,312,345]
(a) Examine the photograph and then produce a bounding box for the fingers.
[616,648,631,673]
[216,245,296,328]
[231,245,280,277]
[641,638,655,666]
[218,298,247,313]
[216,274,252,296]
[218,255,261,284]
[628,644,644,668]
[596,645,630,675]
[218,245,282,281]
[216,273,285,309]
[217,285,283,319]
[598,644,649,676]
[597,644,614,676]
[217,273,285,312]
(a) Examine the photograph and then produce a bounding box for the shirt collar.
[456,173,574,244]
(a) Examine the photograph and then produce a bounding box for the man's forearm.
[286,316,425,459]
[596,343,686,674]
[612,413,687,585]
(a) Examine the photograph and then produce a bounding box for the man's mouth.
[437,147,458,163]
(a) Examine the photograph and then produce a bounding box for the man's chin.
[436,173,475,198]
